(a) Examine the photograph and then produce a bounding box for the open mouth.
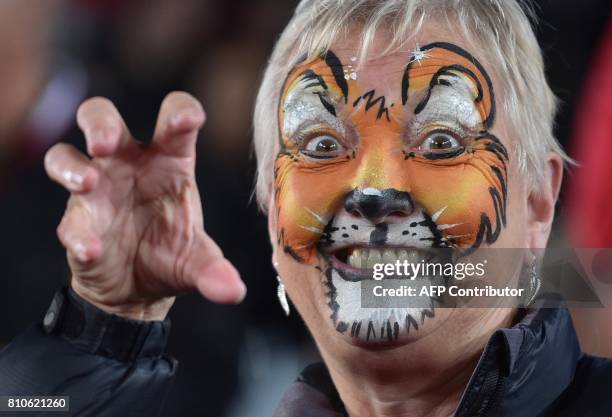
[325,246,440,281]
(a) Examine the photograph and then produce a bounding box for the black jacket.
[275,308,612,417]
[1,288,611,416]
[0,288,176,416]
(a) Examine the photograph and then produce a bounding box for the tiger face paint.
[274,42,508,342]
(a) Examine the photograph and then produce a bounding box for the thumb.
[182,234,246,304]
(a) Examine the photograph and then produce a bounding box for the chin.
[313,203,459,345]
[318,246,448,346]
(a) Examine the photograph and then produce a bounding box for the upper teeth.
[346,248,424,269]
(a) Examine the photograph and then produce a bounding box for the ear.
[526,153,564,248]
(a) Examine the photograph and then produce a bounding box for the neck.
[319,308,515,417]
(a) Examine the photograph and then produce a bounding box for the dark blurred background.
[0,1,610,416]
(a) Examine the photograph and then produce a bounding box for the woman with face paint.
[2,1,612,417]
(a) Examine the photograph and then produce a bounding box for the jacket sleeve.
[0,287,177,417]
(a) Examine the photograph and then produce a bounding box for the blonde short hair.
[253,0,571,212]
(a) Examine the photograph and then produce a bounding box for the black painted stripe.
[323,50,348,104]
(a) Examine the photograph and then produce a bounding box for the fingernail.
[169,112,183,127]
[88,129,105,143]
[199,260,247,304]
[63,170,84,190]
[169,110,198,129]
[234,278,247,303]
[73,242,89,262]
[85,129,105,154]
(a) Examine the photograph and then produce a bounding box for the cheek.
[274,143,508,255]
[276,253,335,341]
[277,253,326,308]
[405,152,507,248]
[274,156,354,263]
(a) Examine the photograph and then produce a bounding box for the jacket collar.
[274,308,581,417]
[489,308,581,417]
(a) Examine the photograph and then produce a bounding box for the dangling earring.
[273,258,290,316]
[276,275,290,316]
[525,255,541,306]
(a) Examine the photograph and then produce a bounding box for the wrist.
[43,287,172,361]
[71,280,175,321]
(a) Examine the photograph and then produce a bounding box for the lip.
[321,244,438,282]
[326,250,373,281]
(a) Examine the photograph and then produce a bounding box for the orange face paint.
[274,43,508,263]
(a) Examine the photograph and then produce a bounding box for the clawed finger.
[77,97,131,158]
[45,143,99,193]
[153,91,206,158]
[181,233,246,304]
[57,204,103,264]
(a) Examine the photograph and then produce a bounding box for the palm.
[45,93,245,319]
[77,145,200,294]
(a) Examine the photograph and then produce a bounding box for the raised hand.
[44,92,246,320]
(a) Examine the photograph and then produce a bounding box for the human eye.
[301,134,346,159]
[418,130,462,153]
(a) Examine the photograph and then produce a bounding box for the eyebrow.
[300,69,329,90]
[322,50,349,104]
[282,49,352,121]
[291,70,338,117]
[410,78,482,131]
[401,42,496,129]
[413,65,483,115]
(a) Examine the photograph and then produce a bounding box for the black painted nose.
[343,188,414,223]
